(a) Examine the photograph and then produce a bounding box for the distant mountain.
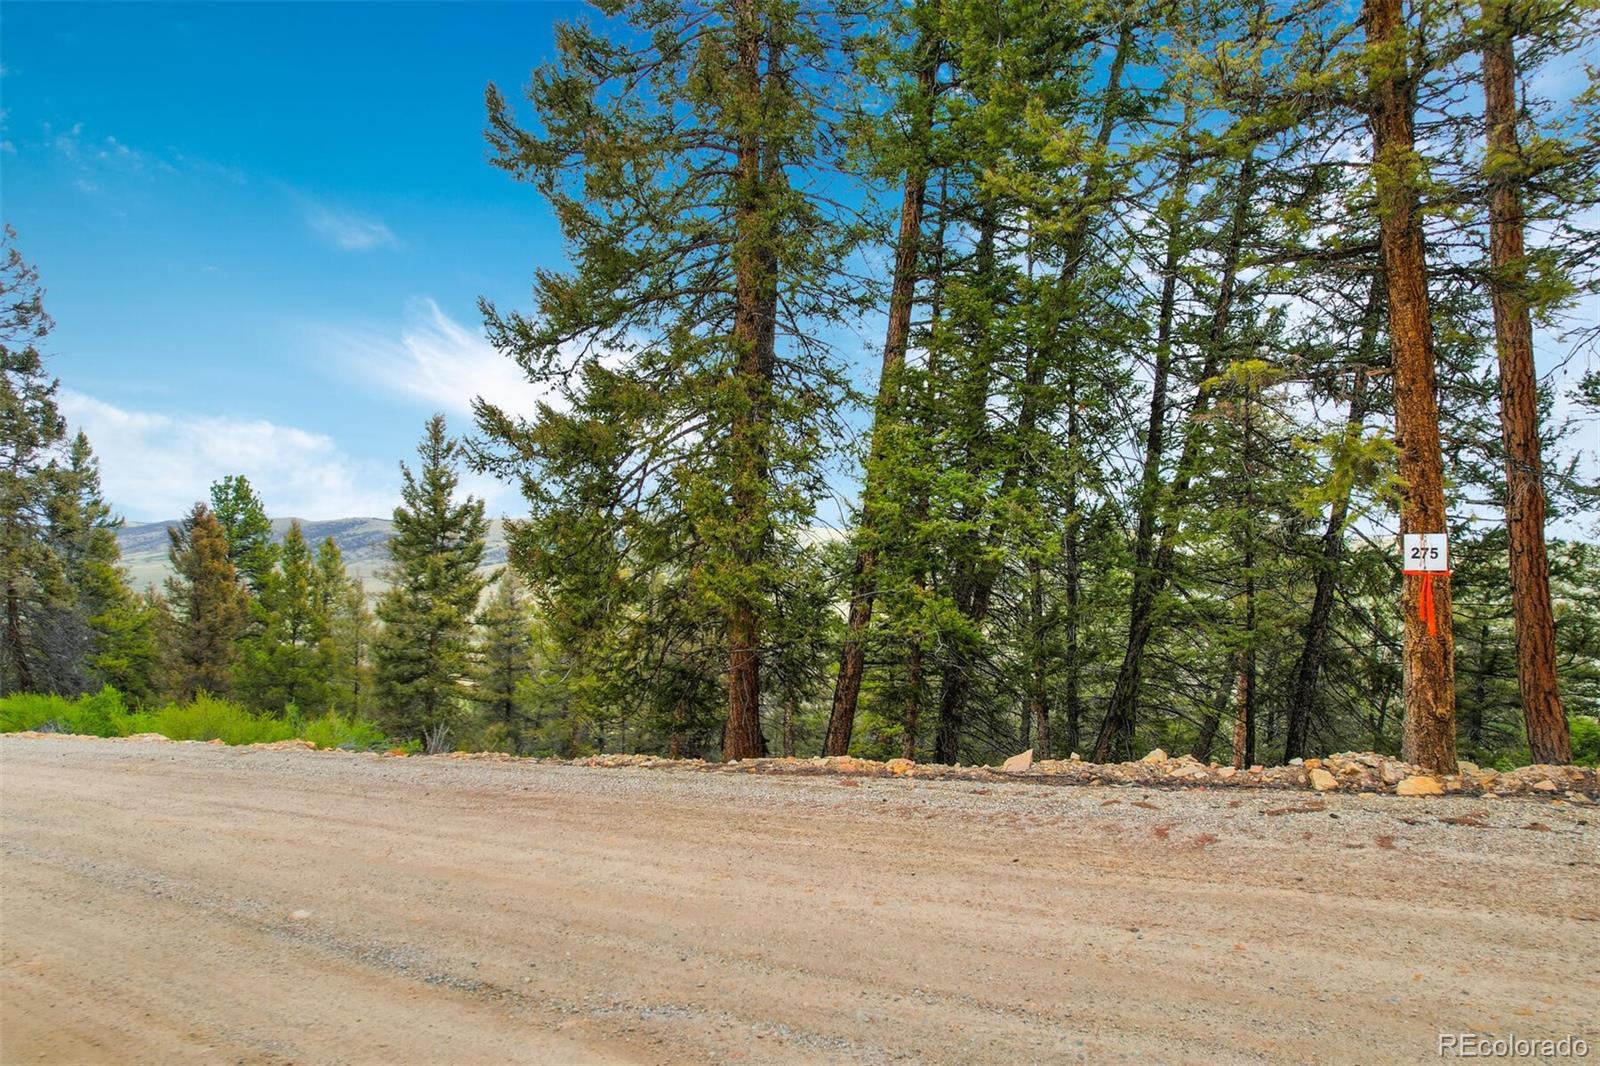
[115,516,510,596]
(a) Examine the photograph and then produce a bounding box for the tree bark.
[1229,648,1254,770]
[723,0,778,760]
[1364,0,1457,772]
[1482,1,1570,764]
[903,633,923,761]
[1284,279,1383,761]
[823,32,940,756]
[1025,556,1049,757]
[1189,673,1232,763]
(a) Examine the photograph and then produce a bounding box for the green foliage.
[209,475,277,594]
[474,572,536,753]
[300,712,388,751]
[134,694,297,744]
[475,0,868,757]
[165,504,248,701]
[2,228,70,695]
[0,685,387,749]
[236,522,334,715]
[374,415,489,742]
[1566,716,1599,768]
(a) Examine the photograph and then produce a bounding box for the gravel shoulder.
[2,735,1596,1065]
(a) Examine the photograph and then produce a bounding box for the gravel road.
[2,735,1596,1065]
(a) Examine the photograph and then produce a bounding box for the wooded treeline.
[4,0,1599,770]
[469,0,1599,770]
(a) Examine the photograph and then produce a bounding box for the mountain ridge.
[115,516,510,595]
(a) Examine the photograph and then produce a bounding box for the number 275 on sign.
[1402,533,1448,572]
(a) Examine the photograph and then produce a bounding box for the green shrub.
[140,695,297,745]
[0,692,74,733]
[0,687,129,737]
[1,686,393,750]
[301,712,387,751]
[1571,716,1600,768]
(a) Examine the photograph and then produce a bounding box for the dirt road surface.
[2,736,1596,1065]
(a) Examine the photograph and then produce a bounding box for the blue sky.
[2,2,593,520]
[4,3,1595,535]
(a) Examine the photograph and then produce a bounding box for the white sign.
[1402,533,1449,572]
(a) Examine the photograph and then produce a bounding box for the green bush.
[0,692,72,733]
[0,686,129,737]
[0,686,388,750]
[301,712,387,751]
[1571,716,1600,767]
[141,695,297,744]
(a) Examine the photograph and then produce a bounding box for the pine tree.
[374,415,488,746]
[210,475,277,595]
[475,0,868,760]
[1476,0,1573,764]
[315,537,373,717]
[475,571,535,753]
[165,503,247,700]
[42,432,143,695]
[1362,0,1458,771]
[237,522,331,715]
[0,228,67,694]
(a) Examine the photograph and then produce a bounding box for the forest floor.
[2,735,1596,1065]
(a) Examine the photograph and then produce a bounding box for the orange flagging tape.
[1409,570,1451,636]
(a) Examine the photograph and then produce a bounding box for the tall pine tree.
[165,503,247,700]
[374,415,488,746]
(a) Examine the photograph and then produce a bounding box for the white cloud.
[320,298,556,419]
[303,202,400,252]
[59,390,400,522]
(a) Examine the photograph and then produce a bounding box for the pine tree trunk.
[1026,556,1049,757]
[1234,379,1259,769]
[1482,3,1569,764]
[723,0,777,761]
[783,687,797,758]
[4,584,35,693]
[823,33,938,757]
[1364,0,1457,772]
[1234,578,1257,769]
[903,632,923,761]
[1284,280,1383,760]
[1229,652,1252,770]
[1097,145,1251,762]
[935,27,1135,761]
[1190,673,1232,762]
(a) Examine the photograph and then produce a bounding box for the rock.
[1532,780,1559,793]
[1308,768,1337,792]
[1396,776,1443,797]
[885,757,915,776]
[1216,767,1237,780]
[384,748,410,757]
[253,738,316,751]
[1002,749,1034,774]
[1069,752,1081,761]
[288,909,312,921]
[1304,758,1322,769]
[1289,757,1304,766]
[1140,749,1168,764]
[1457,760,1479,773]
